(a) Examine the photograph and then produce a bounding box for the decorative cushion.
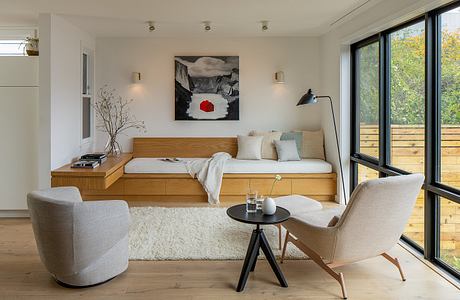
[236,135,263,160]
[299,129,325,160]
[274,140,301,162]
[280,131,303,157]
[249,131,282,159]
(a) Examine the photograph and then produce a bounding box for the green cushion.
[280,132,302,157]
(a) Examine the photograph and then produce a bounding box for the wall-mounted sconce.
[274,71,285,83]
[132,72,141,83]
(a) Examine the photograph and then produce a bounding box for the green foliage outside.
[357,42,379,125]
[441,252,460,272]
[358,27,460,125]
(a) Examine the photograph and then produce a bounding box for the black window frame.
[350,0,460,280]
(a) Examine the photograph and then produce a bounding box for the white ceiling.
[0,0,379,37]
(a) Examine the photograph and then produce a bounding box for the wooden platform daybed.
[51,137,337,203]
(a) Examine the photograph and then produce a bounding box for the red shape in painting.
[200,100,214,112]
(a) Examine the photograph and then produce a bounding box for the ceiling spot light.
[147,21,155,32]
[203,21,211,31]
[261,20,268,31]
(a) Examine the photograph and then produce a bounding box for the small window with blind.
[81,50,93,142]
[0,40,25,56]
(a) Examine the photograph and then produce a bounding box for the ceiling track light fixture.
[203,21,211,31]
[147,21,155,32]
[261,20,268,31]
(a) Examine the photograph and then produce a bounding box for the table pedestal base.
[236,226,288,292]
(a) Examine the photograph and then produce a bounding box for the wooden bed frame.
[54,137,337,203]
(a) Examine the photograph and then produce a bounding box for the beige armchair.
[27,187,130,287]
[281,174,424,299]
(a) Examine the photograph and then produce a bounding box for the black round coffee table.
[227,204,290,292]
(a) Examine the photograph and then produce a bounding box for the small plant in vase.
[23,37,39,56]
[262,174,282,215]
[20,30,39,56]
[93,86,146,156]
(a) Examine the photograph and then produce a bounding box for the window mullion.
[379,33,390,177]
[350,46,359,190]
[424,11,438,261]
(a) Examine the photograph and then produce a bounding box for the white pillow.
[249,131,282,160]
[236,135,263,160]
[274,140,301,162]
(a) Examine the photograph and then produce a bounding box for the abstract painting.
[175,56,239,120]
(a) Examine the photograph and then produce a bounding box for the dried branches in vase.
[93,86,146,156]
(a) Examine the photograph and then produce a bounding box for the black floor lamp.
[297,89,347,205]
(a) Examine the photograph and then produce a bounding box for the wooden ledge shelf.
[51,153,132,190]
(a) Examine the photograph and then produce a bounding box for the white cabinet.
[0,57,38,87]
[0,57,38,210]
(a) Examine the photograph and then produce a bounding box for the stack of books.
[71,153,107,169]
[80,153,108,164]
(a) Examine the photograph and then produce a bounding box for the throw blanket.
[185,152,232,204]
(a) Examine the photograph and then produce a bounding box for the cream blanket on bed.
[185,152,232,204]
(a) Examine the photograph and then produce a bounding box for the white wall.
[39,14,96,177]
[318,0,452,203]
[95,37,321,152]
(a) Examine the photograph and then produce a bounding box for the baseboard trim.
[0,210,29,218]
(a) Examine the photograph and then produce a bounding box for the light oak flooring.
[1,217,459,299]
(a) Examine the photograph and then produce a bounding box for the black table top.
[226,204,290,225]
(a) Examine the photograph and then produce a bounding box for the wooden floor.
[1,218,459,299]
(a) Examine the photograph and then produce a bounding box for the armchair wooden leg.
[338,272,347,300]
[289,234,348,299]
[280,230,290,264]
[382,252,406,281]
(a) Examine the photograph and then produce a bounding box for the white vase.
[262,197,277,215]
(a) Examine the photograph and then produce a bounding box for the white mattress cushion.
[124,158,332,174]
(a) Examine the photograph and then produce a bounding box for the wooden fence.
[359,124,460,268]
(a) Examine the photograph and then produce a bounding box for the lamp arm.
[317,96,347,205]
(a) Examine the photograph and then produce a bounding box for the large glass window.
[440,7,460,190]
[389,21,425,173]
[357,164,379,184]
[403,191,425,249]
[351,2,460,279]
[357,42,380,158]
[440,197,460,272]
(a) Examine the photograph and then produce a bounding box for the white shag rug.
[129,207,307,260]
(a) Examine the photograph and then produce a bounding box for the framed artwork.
[175,56,239,120]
